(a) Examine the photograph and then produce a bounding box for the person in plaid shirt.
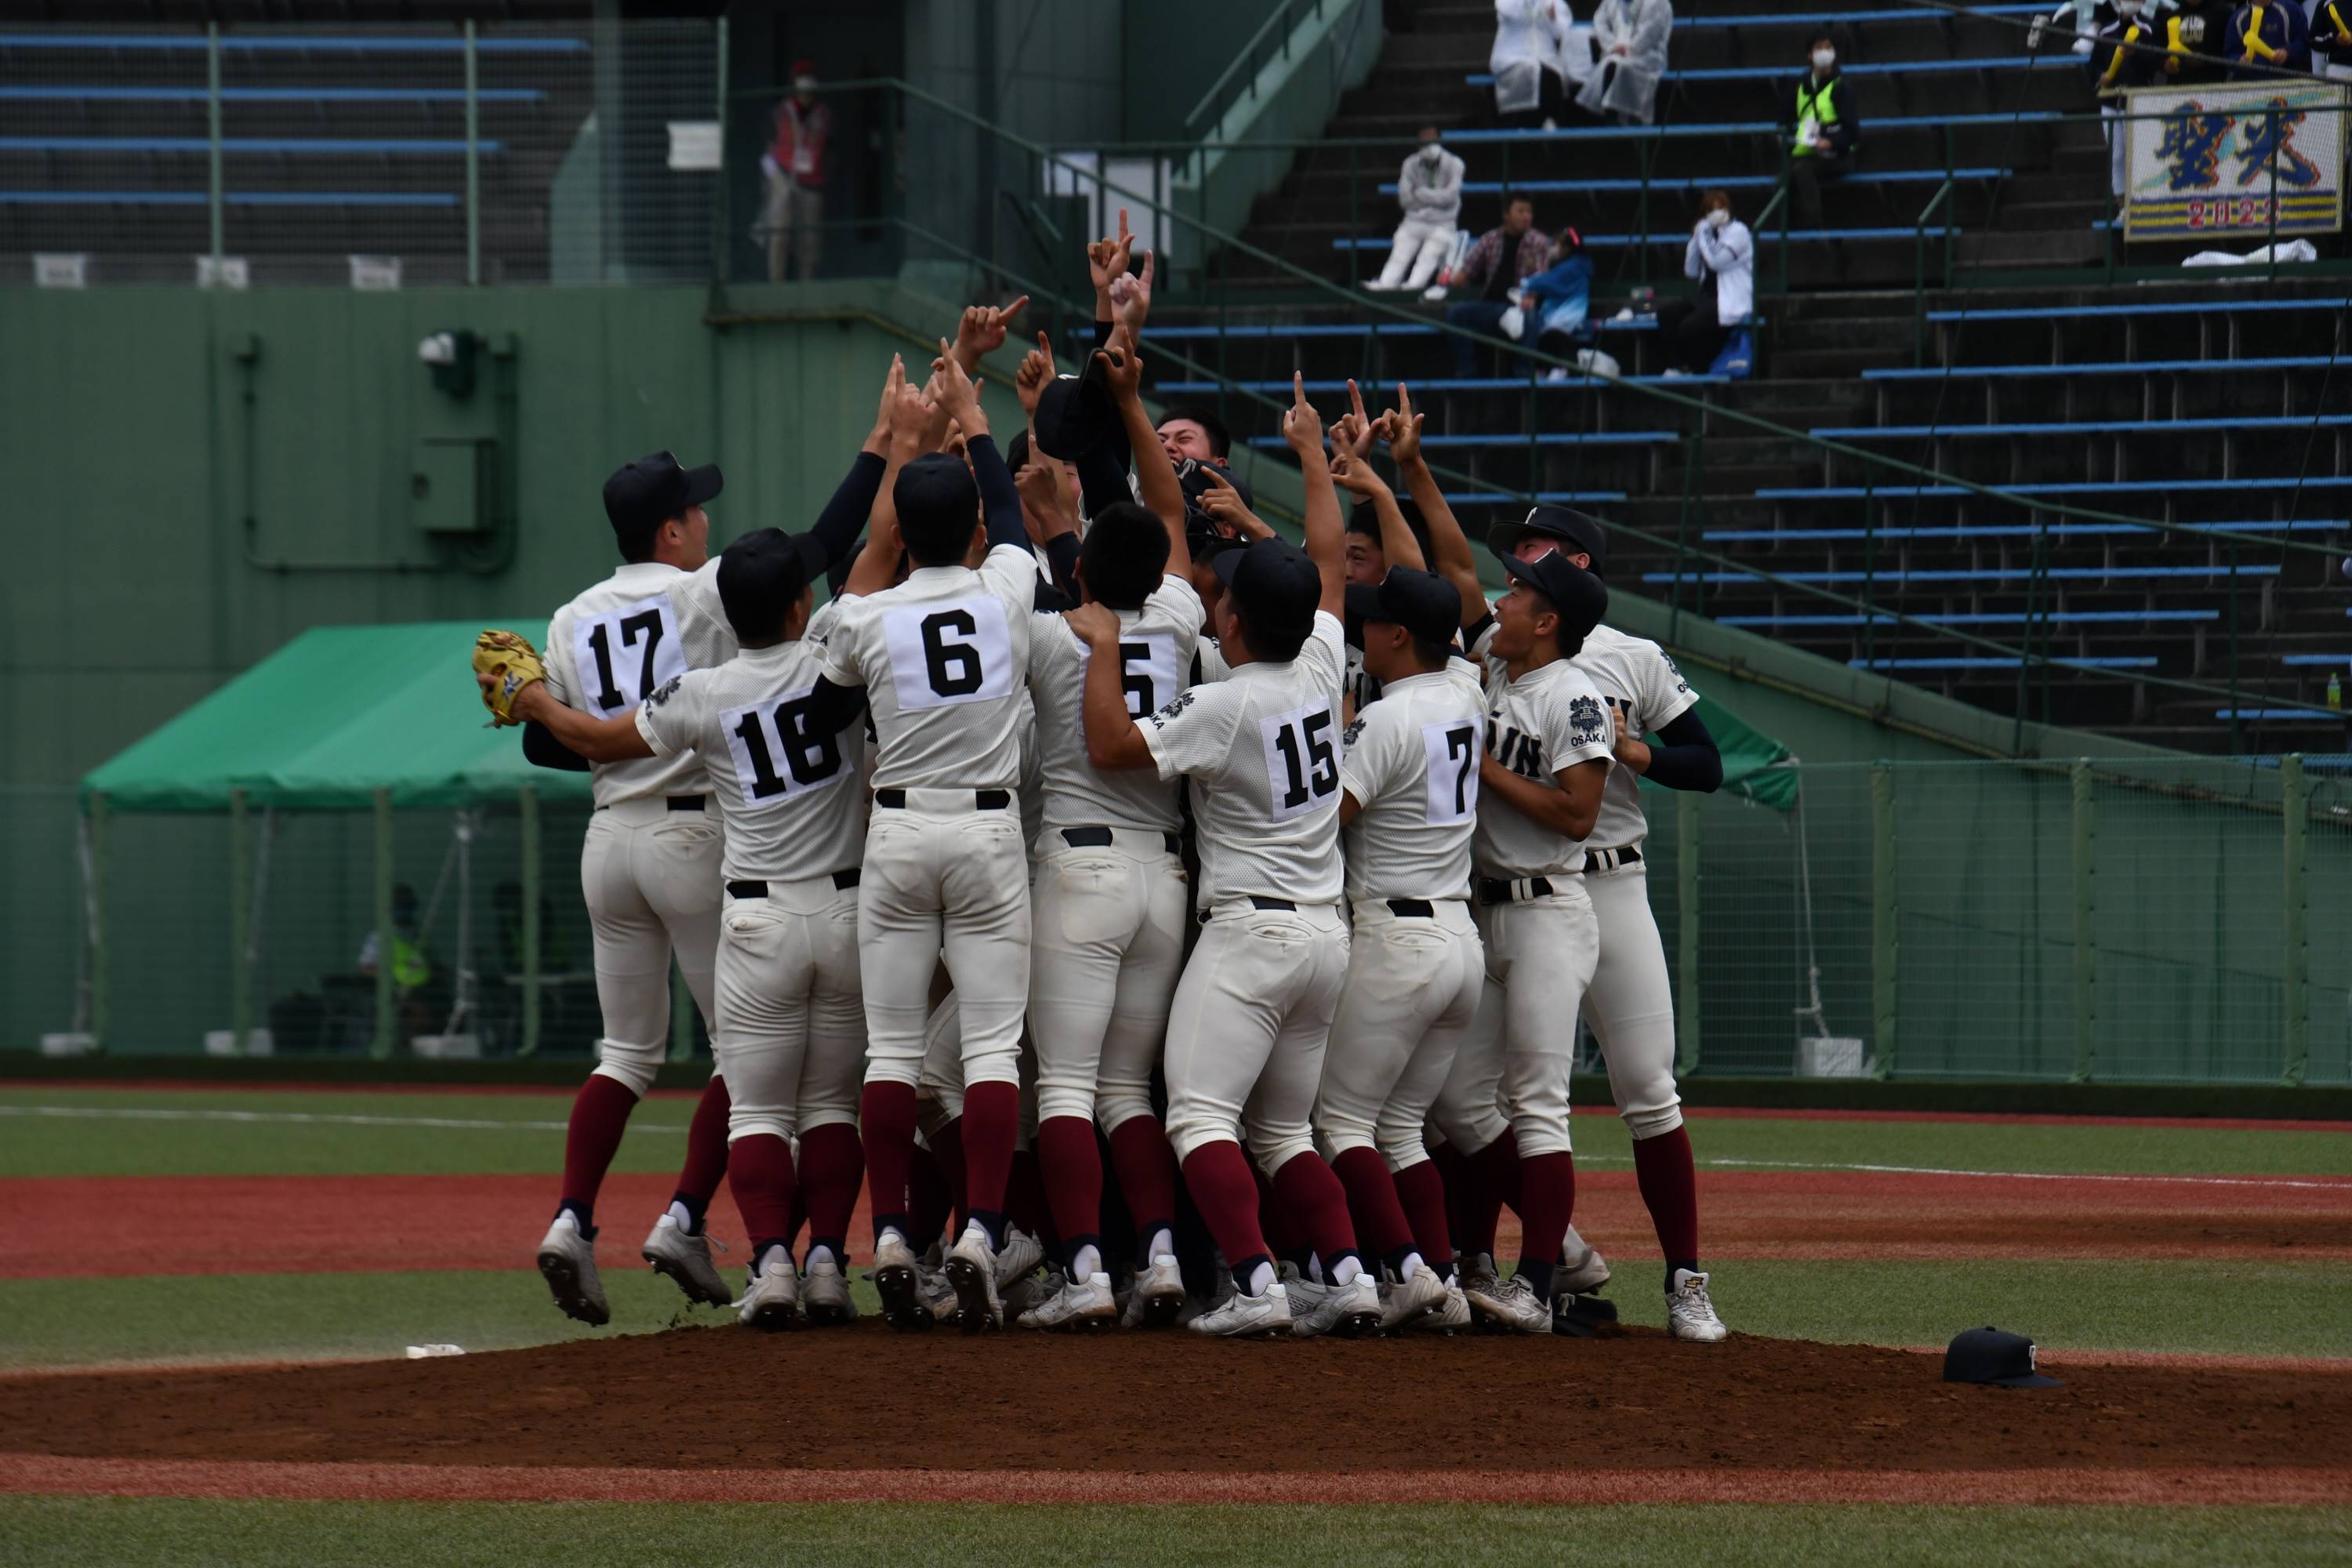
[1442,196,1557,377]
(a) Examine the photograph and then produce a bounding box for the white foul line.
[0,1105,687,1134]
[1691,1156,2350,1191]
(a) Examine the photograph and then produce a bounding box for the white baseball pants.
[1580,862,1684,1141]
[1163,900,1351,1173]
[1375,216,1454,290]
[1315,898,1485,1171]
[1431,883,1599,1158]
[858,793,1031,1092]
[713,878,866,1145]
[1028,832,1190,1132]
[580,797,720,1096]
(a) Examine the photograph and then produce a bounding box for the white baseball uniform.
[1143,610,1351,1173]
[1024,575,1201,1133]
[1431,645,1614,1160]
[1569,622,1700,1141]
[633,600,870,1146]
[821,543,1038,1090]
[1315,662,1488,1173]
[542,558,736,1094]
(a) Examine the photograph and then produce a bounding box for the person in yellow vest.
[358,884,434,995]
[1789,33,1859,234]
[2089,0,2164,201]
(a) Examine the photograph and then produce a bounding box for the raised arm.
[1066,602,1157,771]
[931,339,1024,555]
[812,356,905,566]
[1098,321,1190,578]
[1380,383,1483,627]
[1283,372,1345,618]
[1087,208,1135,325]
[845,374,936,597]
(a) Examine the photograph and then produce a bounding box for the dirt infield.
[8,1167,2344,1279]
[1,1326,2346,1502]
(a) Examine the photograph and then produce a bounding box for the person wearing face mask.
[1370,128,1468,293]
[760,60,830,283]
[1577,0,1675,125]
[1789,34,1860,237]
[1655,191,1751,376]
[2089,0,2163,202]
[1493,0,1571,129]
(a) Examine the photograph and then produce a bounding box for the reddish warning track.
[5,1165,2344,1279]
[0,1328,2347,1504]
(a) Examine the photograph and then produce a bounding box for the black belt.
[1385,898,1436,919]
[873,789,1010,811]
[594,795,706,814]
[1200,895,1298,925]
[1581,846,1642,873]
[727,870,859,898]
[1475,875,1554,906]
[1061,826,1182,855]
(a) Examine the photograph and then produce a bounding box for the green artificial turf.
[4,1086,2347,1181]
[1,1501,2347,1567]
[0,1257,2340,1370]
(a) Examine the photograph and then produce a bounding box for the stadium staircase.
[1148,0,2352,755]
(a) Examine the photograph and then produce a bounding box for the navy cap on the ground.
[604,451,722,540]
[1942,1327,2063,1388]
[1493,543,1608,643]
[1345,568,1461,645]
[1213,537,1321,644]
[893,451,979,535]
[716,528,828,638]
[1488,503,1608,577]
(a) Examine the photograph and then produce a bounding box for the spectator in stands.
[2089,1,2164,202]
[1519,227,1595,381]
[2161,0,2232,83]
[1790,33,1858,234]
[1493,0,1571,128]
[760,60,830,282]
[1578,0,1674,125]
[1369,127,1466,293]
[1443,194,1559,376]
[2225,0,2312,75]
[1552,0,1601,113]
[2314,0,2352,80]
[1656,190,1752,376]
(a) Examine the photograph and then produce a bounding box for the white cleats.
[1018,1269,1117,1330]
[1378,1266,1451,1333]
[1121,1254,1187,1330]
[1667,1269,1730,1343]
[870,1231,929,1332]
[995,1225,1047,1288]
[918,1242,962,1324]
[1556,1224,1611,1297]
[641,1213,731,1307]
[735,1253,800,1330]
[1290,1272,1382,1339]
[536,1211,608,1327]
[800,1249,857,1325]
[1186,1279,1291,1338]
[945,1224,1005,1331]
[1466,1271,1552,1334]
[1413,1277,1472,1333]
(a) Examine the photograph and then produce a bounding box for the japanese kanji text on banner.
[2122,81,2348,240]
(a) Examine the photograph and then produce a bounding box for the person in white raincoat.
[1370,127,1468,292]
[1551,0,1599,99]
[1579,0,1674,125]
[1493,0,1569,125]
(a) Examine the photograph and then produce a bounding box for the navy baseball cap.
[1943,1327,2063,1388]
[716,528,828,641]
[1489,503,1609,578]
[1345,568,1461,645]
[1214,537,1321,645]
[893,451,979,535]
[1494,541,1608,644]
[1034,351,1133,467]
[604,451,722,540]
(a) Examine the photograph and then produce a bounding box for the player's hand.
[1064,601,1120,648]
[1110,249,1154,336]
[1094,340,1143,404]
[953,294,1029,371]
[477,666,546,727]
[1015,331,1054,417]
[887,376,936,451]
[1197,465,1273,539]
[1087,208,1135,294]
[1015,456,1071,535]
[1282,372,1325,457]
[1379,382,1425,465]
[868,354,906,448]
[930,339,987,436]
[1607,698,1652,772]
[1328,451,1389,499]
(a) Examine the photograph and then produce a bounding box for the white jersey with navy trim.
[543,557,737,807]
[1472,654,1614,879]
[1025,574,1202,837]
[1338,662,1486,902]
[1572,622,1700,851]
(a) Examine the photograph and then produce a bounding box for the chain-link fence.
[0,20,717,288]
[16,754,2347,1083]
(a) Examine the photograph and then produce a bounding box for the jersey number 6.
[920,610,985,698]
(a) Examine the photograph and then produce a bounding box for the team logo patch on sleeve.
[644,673,684,709]
[1148,690,1195,729]
[1661,651,1690,693]
[1342,717,1368,748]
[1569,694,1608,747]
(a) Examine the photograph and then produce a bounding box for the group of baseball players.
[477,218,1731,1343]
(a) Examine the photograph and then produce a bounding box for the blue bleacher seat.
[1925,298,2351,322]
[0,85,543,103]
[1643,564,2283,584]
[1156,376,1725,394]
[1676,2,2046,25]
[0,136,502,154]
[1702,521,2342,542]
[1865,356,2336,380]
[1853,655,2158,670]
[0,32,584,53]
[1,190,458,205]
[1814,415,2352,439]
[1341,227,1952,251]
[1441,111,2057,143]
[1463,55,2068,85]
[1758,477,2352,499]
[1249,431,1675,449]
[1444,491,1629,504]
[2216,708,2346,720]
[1379,169,2007,197]
[1719,609,2222,627]
[2280,654,2352,665]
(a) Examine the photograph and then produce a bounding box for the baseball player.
[1332,381,1431,720]
[1428,541,1614,1334]
[1014,336,1199,1331]
[1491,506,1730,1344]
[1070,376,1377,1340]
[526,449,741,1326]
[1313,562,1486,1334]
[808,347,1040,1332]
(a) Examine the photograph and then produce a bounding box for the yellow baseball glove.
[473,630,546,725]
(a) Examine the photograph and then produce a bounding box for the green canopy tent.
[78,622,590,1059]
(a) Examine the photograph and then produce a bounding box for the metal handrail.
[1181,0,1323,133]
